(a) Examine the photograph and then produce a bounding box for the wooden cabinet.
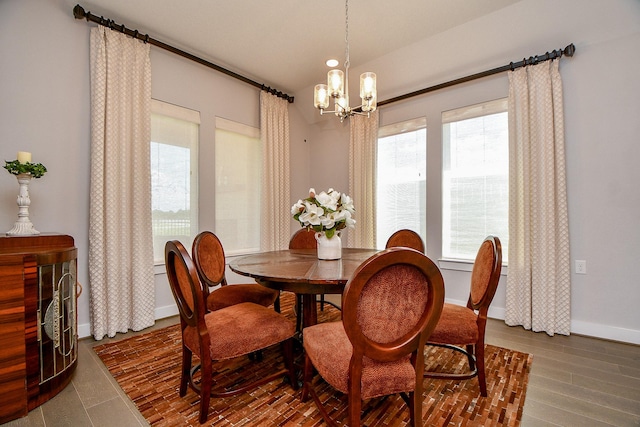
[0,234,78,424]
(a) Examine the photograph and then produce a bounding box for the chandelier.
[313,0,377,122]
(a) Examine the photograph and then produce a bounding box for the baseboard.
[77,304,179,339]
[570,319,640,345]
[78,322,91,339]
[155,303,179,321]
[80,301,639,345]
[445,297,640,345]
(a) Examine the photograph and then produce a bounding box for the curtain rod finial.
[564,43,576,57]
[73,4,86,20]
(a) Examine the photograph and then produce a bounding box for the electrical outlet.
[575,260,587,274]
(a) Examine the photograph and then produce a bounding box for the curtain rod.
[72,4,295,103]
[377,43,576,108]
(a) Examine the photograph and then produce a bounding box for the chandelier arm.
[319,108,340,115]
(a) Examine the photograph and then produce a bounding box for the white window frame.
[214,117,261,256]
[376,117,427,250]
[150,99,199,267]
[440,98,509,268]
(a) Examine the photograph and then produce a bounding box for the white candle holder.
[6,173,40,235]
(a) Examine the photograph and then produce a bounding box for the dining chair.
[192,231,280,312]
[288,228,318,250]
[424,235,502,397]
[301,247,445,426]
[165,240,297,424]
[385,229,425,253]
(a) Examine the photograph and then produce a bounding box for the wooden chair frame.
[424,236,502,397]
[165,240,297,424]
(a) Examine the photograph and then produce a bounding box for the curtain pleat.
[505,59,571,336]
[348,111,379,248]
[260,92,291,251]
[89,27,155,340]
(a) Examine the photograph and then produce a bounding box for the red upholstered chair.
[165,240,297,424]
[424,236,502,397]
[301,248,445,426]
[385,229,425,253]
[192,231,280,312]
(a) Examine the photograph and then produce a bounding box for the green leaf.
[4,160,47,179]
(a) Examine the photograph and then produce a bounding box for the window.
[214,118,261,255]
[376,118,427,249]
[150,100,199,264]
[442,98,508,262]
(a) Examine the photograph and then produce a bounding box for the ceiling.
[66,0,521,95]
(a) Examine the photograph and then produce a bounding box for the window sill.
[438,258,508,275]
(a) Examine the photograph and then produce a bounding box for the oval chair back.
[289,228,318,249]
[385,229,425,253]
[192,230,227,288]
[165,240,206,332]
[192,231,279,312]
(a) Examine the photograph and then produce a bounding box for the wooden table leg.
[301,294,318,329]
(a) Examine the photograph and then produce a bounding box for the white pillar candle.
[17,151,31,163]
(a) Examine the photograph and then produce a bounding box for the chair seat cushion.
[207,284,279,311]
[303,321,415,400]
[428,303,478,345]
[184,302,294,360]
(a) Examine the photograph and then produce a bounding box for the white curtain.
[505,59,571,336]
[348,111,379,248]
[260,91,291,251]
[89,27,155,340]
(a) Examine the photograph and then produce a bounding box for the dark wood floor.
[3,315,640,427]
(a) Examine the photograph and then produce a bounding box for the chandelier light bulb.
[360,72,376,99]
[336,94,349,113]
[327,69,344,97]
[314,84,330,109]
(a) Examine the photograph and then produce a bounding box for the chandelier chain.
[344,0,350,69]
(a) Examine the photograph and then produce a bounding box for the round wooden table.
[229,248,379,328]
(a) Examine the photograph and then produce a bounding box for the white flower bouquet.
[291,188,355,238]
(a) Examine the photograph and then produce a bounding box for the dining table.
[228,248,380,329]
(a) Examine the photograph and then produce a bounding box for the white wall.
[1,0,93,334]
[2,0,639,344]
[293,0,640,343]
[0,0,313,338]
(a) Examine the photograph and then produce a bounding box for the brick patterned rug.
[94,292,531,426]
